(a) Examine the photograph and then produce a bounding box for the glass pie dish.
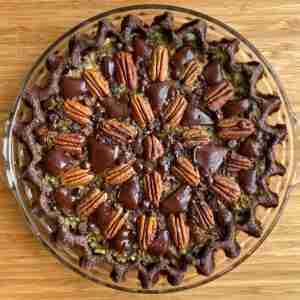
[1,4,299,294]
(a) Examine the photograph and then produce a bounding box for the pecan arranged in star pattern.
[83,68,110,97]
[218,117,256,140]
[61,166,94,187]
[168,213,190,250]
[149,45,169,82]
[144,170,163,208]
[143,135,164,161]
[163,94,188,128]
[190,200,215,231]
[100,119,138,144]
[54,133,86,155]
[104,208,129,240]
[64,99,92,126]
[137,214,158,250]
[182,128,210,148]
[227,151,252,172]
[131,94,154,128]
[105,161,136,185]
[179,59,203,87]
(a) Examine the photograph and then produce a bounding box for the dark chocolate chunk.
[223,98,250,117]
[148,230,170,256]
[44,149,71,176]
[145,82,170,113]
[203,60,223,85]
[103,97,128,118]
[101,56,115,80]
[60,76,87,99]
[181,103,214,126]
[160,185,191,214]
[111,228,132,252]
[54,187,74,216]
[89,137,119,173]
[194,143,228,174]
[238,137,262,158]
[239,169,257,194]
[118,177,140,209]
[133,37,152,61]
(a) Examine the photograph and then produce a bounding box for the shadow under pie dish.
[2,4,298,293]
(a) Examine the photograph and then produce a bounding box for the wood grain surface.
[1,1,300,299]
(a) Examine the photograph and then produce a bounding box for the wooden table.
[1,1,300,299]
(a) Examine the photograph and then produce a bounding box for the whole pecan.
[179,59,203,87]
[190,200,215,231]
[114,51,138,90]
[64,99,92,126]
[172,156,201,186]
[61,166,94,187]
[163,94,188,128]
[205,80,234,111]
[168,213,190,250]
[182,128,209,148]
[100,119,138,144]
[212,174,241,204]
[227,152,252,172]
[218,117,255,140]
[104,207,129,240]
[131,94,154,129]
[143,135,164,161]
[137,214,158,250]
[54,133,86,155]
[83,68,110,97]
[105,161,136,185]
[149,46,169,82]
[144,170,163,208]
[76,189,107,218]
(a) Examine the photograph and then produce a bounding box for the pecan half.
[149,46,169,82]
[83,68,110,97]
[114,51,138,90]
[212,175,241,204]
[54,133,86,155]
[218,117,256,140]
[191,200,215,230]
[182,128,209,148]
[76,189,107,218]
[104,207,129,240]
[137,215,158,250]
[179,59,203,87]
[168,213,190,250]
[144,170,163,208]
[205,81,234,111]
[131,94,154,128]
[61,166,94,187]
[163,94,188,128]
[144,135,164,161]
[64,99,92,126]
[105,161,136,185]
[172,156,201,186]
[227,152,252,172]
[100,119,138,144]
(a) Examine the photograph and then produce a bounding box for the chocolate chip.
[60,76,87,99]
[89,137,119,173]
[194,143,228,175]
[160,185,191,214]
[238,137,262,158]
[133,36,152,61]
[119,177,140,209]
[44,149,71,176]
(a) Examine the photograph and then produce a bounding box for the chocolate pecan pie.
[15,12,287,288]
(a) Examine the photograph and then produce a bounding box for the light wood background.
[0,1,300,299]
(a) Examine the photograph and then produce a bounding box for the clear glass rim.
[3,4,296,294]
